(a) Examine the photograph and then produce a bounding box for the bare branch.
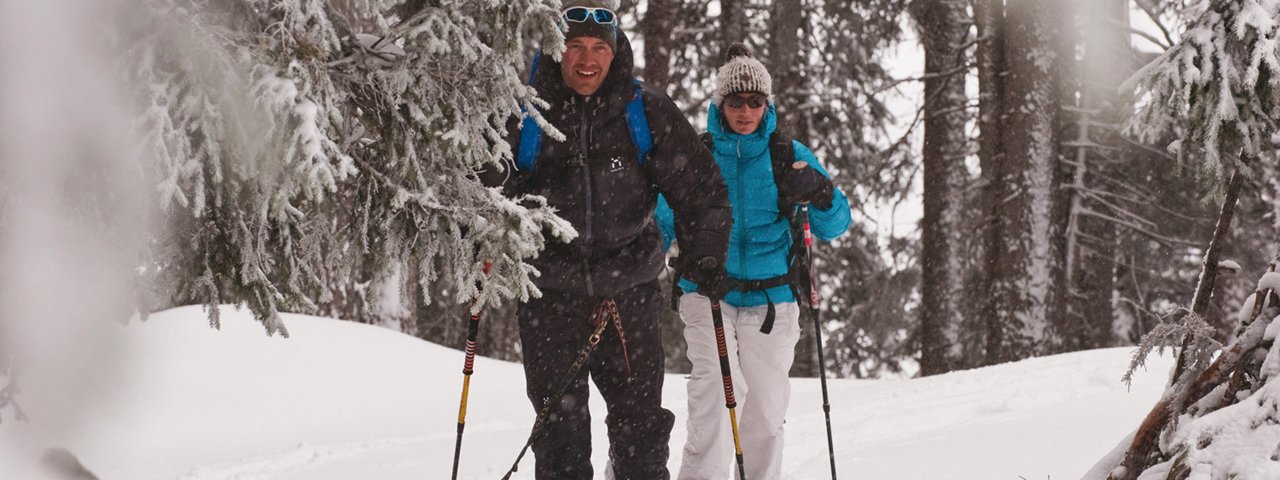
[1111,17,1171,51]
[1135,0,1177,49]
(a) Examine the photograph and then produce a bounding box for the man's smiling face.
[561,36,614,96]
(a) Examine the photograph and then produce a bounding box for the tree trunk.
[719,0,747,59]
[1062,0,1132,351]
[640,0,674,92]
[1172,168,1247,381]
[992,0,1063,362]
[767,0,802,129]
[911,0,971,376]
[975,0,1008,366]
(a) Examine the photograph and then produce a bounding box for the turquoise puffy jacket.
[655,102,852,308]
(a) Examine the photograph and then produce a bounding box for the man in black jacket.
[486,1,731,478]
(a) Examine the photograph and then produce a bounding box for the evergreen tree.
[909,0,971,376]
[989,0,1067,361]
[1040,0,1243,357]
[1089,0,1280,476]
[128,0,572,335]
[974,0,1011,367]
[1058,0,1127,352]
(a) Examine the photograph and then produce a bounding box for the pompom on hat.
[562,0,620,52]
[713,42,773,106]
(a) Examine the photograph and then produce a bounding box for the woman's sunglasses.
[563,7,617,26]
[723,94,767,109]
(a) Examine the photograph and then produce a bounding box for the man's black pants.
[517,279,674,480]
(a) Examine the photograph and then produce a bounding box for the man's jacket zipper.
[580,100,595,297]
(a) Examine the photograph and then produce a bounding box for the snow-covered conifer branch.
[124,0,566,333]
[1125,0,1280,192]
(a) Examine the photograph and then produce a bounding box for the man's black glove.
[685,256,730,300]
[780,161,835,210]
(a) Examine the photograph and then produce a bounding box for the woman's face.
[722,92,767,135]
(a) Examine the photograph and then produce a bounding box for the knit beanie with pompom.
[713,42,773,106]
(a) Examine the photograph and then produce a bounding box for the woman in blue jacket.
[655,43,852,480]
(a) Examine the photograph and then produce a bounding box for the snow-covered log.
[1093,262,1280,479]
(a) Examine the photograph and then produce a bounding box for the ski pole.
[801,206,837,479]
[502,299,615,480]
[451,261,491,480]
[708,296,747,480]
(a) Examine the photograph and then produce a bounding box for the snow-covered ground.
[0,306,1173,479]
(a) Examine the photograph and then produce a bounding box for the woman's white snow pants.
[676,293,801,480]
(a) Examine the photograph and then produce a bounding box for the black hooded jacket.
[492,31,731,297]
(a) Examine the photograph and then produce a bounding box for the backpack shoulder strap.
[768,132,797,220]
[516,52,545,173]
[768,132,812,297]
[625,79,653,167]
[517,115,544,174]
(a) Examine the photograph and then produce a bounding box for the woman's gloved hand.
[780,161,834,210]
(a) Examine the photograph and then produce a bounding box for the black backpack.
[669,132,812,334]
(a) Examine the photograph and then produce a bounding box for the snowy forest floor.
[0,306,1173,480]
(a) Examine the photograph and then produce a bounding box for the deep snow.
[0,306,1173,479]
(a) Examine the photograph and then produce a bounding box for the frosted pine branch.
[1124,310,1221,388]
[124,0,566,333]
[1125,0,1280,190]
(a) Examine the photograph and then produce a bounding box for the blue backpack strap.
[517,114,543,173]
[625,79,653,166]
[516,51,545,173]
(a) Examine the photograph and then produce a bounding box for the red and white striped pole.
[709,297,747,480]
[451,261,491,480]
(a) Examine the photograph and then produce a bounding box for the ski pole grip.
[697,256,718,269]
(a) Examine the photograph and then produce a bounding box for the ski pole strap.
[590,298,630,377]
[537,311,608,433]
[502,299,614,479]
[569,305,609,380]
